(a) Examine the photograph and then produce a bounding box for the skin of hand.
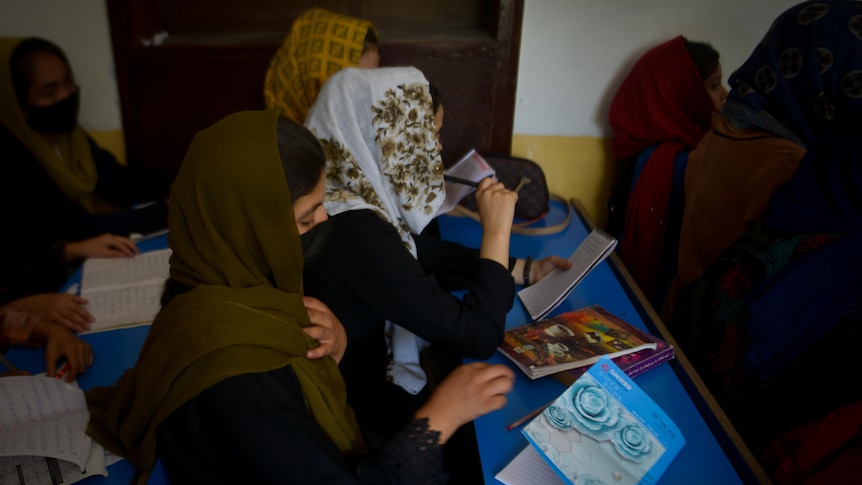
[414,362,515,444]
[475,178,518,268]
[64,233,140,262]
[0,370,31,377]
[531,256,573,284]
[30,316,93,381]
[5,294,94,332]
[302,296,347,364]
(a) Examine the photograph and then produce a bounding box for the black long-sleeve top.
[303,209,515,434]
[157,366,447,485]
[0,127,171,302]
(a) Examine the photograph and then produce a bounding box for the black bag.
[452,153,571,236]
[458,153,550,222]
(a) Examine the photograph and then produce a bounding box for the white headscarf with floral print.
[306,66,445,394]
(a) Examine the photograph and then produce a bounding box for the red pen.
[54,362,72,379]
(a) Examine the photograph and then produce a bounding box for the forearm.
[479,229,510,268]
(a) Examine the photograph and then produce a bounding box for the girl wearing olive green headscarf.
[263,8,379,123]
[85,109,364,483]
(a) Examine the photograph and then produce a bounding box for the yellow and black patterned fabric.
[263,8,375,123]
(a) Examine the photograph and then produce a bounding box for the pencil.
[54,362,72,380]
[505,399,554,431]
[443,174,481,187]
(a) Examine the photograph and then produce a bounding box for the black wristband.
[523,256,533,287]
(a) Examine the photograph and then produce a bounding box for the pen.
[54,362,72,380]
[443,174,481,187]
[506,399,554,431]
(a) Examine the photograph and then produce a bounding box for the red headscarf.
[608,36,714,302]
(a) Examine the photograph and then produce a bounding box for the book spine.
[622,345,675,379]
[552,345,675,387]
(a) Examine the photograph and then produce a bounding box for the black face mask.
[25,90,80,134]
[300,219,332,269]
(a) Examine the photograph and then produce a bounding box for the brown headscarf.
[85,109,362,483]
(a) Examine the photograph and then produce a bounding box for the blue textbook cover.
[522,356,685,485]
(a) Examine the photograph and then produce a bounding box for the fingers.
[101,234,140,258]
[64,344,94,381]
[302,325,336,360]
[302,296,327,311]
[58,306,94,332]
[47,343,93,381]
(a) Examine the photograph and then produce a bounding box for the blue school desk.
[3,235,171,485]
[437,199,767,484]
[2,201,766,484]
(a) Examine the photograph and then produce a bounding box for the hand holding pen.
[444,173,531,192]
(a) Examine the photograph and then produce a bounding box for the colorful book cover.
[554,336,675,387]
[522,356,685,485]
[499,305,657,379]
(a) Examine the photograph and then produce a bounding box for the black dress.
[157,365,447,485]
[303,209,515,435]
[0,127,171,302]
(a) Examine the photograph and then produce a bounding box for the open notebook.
[80,248,171,333]
[518,229,617,321]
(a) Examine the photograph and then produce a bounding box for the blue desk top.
[3,235,169,485]
[438,201,747,485]
[3,215,754,484]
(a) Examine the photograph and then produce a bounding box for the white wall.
[514,0,802,137]
[1,0,802,136]
[1,0,119,131]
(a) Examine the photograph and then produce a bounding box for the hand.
[31,317,93,381]
[475,178,517,267]
[474,178,517,238]
[302,296,347,364]
[415,362,515,443]
[64,233,140,262]
[531,256,573,283]
[5,294,94,332]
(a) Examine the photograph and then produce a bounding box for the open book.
[0,376,108,483]
[513,357,685,485]
[80,248,172,333]
[498,305,657,379]
[518,228,616,321]
[436,149,496,215]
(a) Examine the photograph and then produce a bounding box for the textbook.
[436,148,495,215]
[498,305,657,379]
[520,357,685,485]
[80,248,172,333]
[555,334,675,386]
[518,229,616,321]
[0,376,109,483]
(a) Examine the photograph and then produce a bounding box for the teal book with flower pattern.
[522,356,684,485]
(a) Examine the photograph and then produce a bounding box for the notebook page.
[81,248,171,289]
[495,445,566,485]
[0,377,91,470]
[518,229,616,321]
[437,149,495,215]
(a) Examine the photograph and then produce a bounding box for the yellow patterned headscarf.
[263,8,376,123]
[0,37,97,212]
[85,110,363,483]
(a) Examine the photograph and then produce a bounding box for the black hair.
[9,37,71,108]
[683,40,720,81]
[276,117,326,202]
[429,83,442,115]
[362,28,379,55]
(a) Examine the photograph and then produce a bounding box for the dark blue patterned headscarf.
[730,1,862,379]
